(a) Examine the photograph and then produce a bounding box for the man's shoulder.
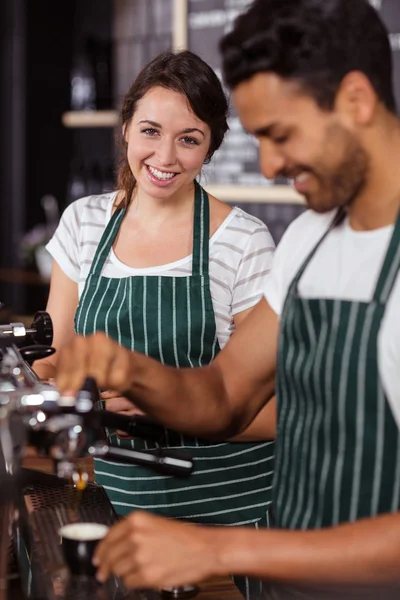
[277,208,336,256]
[283,208,336,241]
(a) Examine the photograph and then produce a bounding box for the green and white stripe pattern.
[273,209,400,531]
[75,181,274,533]
[260,211,400,599]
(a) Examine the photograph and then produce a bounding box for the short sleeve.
[263,234,288,316]
[232,224,275,315]
[46,200,82,283]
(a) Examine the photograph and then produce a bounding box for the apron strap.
[89,208,125,277]
[373,210,400,303]
[291,208,344,294]
[192,180,210,276]
[88,182,209,279]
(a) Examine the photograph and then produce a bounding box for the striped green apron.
[263,210,400,599]
[74,182,274,536]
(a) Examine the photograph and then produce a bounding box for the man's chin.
[304,193,339,214]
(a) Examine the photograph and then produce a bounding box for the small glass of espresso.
[59,522,109,577]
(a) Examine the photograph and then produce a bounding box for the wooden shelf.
[0,268,49,286]
[204,184,305,204]
[61,110,119,128]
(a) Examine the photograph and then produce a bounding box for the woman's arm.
[33,260,79,379]
[227,306,276,441]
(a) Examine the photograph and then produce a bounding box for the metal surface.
[16,468,161,600]
[161,586,199,599]
[0,317,193,599]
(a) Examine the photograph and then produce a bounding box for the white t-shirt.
[264,208,400,428]
[47,192,275,349]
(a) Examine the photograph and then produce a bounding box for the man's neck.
[349,119,400,230]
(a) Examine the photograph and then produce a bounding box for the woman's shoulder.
[60,191,118,229]
[73,191,116,217]
[213,206,275,249]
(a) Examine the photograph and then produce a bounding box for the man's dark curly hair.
[220,0,396,113]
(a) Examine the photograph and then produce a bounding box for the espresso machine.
[0,312,194,600]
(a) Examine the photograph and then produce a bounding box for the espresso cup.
[59,522,109,577]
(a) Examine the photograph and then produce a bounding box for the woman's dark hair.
[220,0,396,113]
[116,50,229,207]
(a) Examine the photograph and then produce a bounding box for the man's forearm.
[124,352,241,438]
[213,512,400,585]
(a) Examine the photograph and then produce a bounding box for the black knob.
[20,345,55,365]
[31,311,53,346]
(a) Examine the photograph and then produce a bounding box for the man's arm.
[56,297,278,438]
[93,510,400,590]
[216,512,400,585]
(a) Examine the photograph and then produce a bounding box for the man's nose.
[259,142,286,181]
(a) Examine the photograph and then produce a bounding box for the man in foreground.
[56,0,400,597]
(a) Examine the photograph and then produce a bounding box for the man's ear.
[335,71,378,126]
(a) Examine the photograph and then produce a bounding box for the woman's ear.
[204,150,213,164]
[122,123,128,143]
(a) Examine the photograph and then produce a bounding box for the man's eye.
[274,135,289,144]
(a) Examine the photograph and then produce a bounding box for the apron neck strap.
[91,208,124,276]
[373,209,400,303]
[290,208,344,292]
[89,182,209,278]
[192,180,210,276]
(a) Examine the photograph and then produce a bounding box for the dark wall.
[0,0,113,315]
[0,0,26,310]
[24,1,75,231]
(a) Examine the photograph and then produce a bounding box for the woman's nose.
[156,139,177,166]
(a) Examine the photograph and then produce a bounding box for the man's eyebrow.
[251,122,280,137]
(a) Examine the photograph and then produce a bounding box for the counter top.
[195,577,243,599]
[16,458,243,600]
[7,576,243,600]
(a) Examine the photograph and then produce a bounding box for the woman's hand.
[101,389,144,438]
[93,512,223,590]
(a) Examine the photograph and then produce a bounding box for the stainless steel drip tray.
[15,468,160,600]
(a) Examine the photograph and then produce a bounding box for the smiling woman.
[33,50,276,600]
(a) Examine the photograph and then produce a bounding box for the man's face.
[232,72,370,213]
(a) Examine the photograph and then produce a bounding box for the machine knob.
[31,311,53,346]
[19,345,55,365]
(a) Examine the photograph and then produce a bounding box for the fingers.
[56,333,133,394]
[104,396,135,412]
[92,512,216,590]
[93,512,155,583]
[100,389,121,399]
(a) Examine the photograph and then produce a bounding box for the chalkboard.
[188,0,400,192]
[188,0,265,188]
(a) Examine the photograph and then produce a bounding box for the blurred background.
[1,0,400,318]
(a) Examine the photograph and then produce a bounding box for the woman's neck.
[126,182,196,225]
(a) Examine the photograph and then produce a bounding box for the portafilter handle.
[99,410,166,442]
[89,443,194,478]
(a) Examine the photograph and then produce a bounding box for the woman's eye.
[142,128,159,136]
[181,136,199,146]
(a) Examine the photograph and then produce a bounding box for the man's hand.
[56,332,134,394]
[93,512,223,589]
[101,389,144,438]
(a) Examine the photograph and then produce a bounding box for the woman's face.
[125,86,212,201]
